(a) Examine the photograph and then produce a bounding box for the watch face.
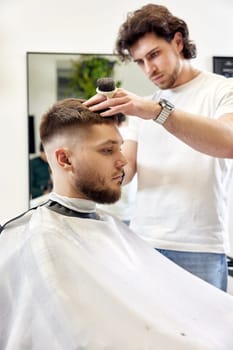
[160,100,166,108]
[160,98,174,110]
[159,99,167,108]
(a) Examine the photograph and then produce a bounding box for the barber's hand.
[84,88,159,120]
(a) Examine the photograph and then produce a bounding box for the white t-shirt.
[1,193,233,349]
[125,71,233,253]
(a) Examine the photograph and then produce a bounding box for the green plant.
[67,55,121,99]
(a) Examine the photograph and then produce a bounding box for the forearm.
[84,89,233,158]
[163,110,233,158]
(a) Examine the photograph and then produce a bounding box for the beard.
[74,169,123,204]
[152,59,181,90]
[79,182,121,204]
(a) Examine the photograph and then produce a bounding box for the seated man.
[0,98,233,350]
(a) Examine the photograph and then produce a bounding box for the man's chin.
[96,189,121,204]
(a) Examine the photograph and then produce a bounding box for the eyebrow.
[96,139,123,147]
[133,47,158,63]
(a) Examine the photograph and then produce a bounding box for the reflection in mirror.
[27,52,155,207]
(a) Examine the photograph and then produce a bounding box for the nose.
[144,60,157,78]
[115,152,128,168]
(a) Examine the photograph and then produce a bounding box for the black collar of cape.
[0,199,100,234]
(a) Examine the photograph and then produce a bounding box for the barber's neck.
[172,60,200,88]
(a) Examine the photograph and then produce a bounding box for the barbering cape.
[0,202,233,349]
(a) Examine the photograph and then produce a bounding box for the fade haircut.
[40,98,125,144]
[115,3,197,62]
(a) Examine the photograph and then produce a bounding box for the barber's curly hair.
[115,3,196,62]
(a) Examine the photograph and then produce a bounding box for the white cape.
[0,200,233,349]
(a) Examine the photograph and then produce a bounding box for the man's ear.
[55,148,72,170]
[172,32,184,53]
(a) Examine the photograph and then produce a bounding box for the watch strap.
[155,107,172,125]
[154,99,174,125]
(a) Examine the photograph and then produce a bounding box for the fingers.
[89,96,128,113]
[98,107,123,117]
[84,88,126,107]
[83,88,132,117]
[83,93,106,107]
[90,100,112,113]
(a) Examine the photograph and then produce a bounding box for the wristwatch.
[154,98,175,125]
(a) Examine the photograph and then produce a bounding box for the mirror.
[27,52,155,206]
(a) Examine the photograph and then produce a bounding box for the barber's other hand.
[84,88,159,120]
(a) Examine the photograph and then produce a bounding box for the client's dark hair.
[40,98,125,144]
[115,3,196,62]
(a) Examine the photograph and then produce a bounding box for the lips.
[112,170,125,184]
[152,73,163,84]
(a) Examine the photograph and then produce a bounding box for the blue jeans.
[156,249,228,292]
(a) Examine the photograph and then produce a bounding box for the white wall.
[1,0,233,253]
